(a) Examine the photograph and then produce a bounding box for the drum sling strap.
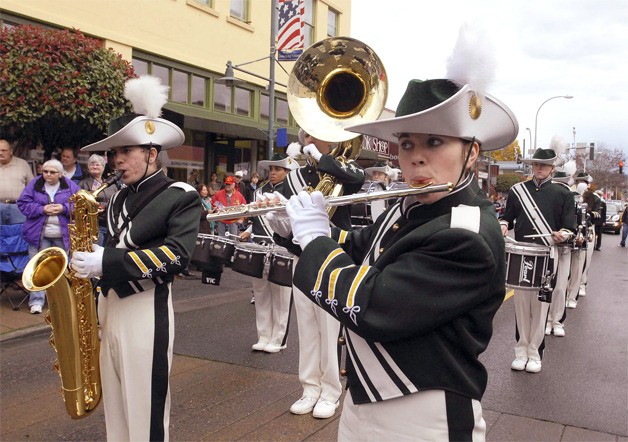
[511,183,554,247]
[108,179,173,247]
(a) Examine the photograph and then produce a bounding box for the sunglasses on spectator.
[42,170,60,174]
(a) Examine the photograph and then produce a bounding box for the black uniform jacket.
[101,170,201,298]
[500,178,576,245]
[293,175,505,404]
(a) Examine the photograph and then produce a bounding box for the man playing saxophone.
[70,76,200,441]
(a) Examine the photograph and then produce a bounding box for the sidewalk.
[0,283,48,341]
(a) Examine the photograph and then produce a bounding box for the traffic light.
[620,161,624,174]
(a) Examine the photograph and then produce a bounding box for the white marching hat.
[82,76,184,152]
[257,153,299,175]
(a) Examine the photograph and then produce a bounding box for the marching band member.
[270,130,365,419]
[241,153,298,353]
[70,76,200,441]
[279,24,518,440]
[546,168,576,336]
[363,162,399,222]
[569,171,598,303]
[500,149,576,372]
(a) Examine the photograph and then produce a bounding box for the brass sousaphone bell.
[287,37,388,215]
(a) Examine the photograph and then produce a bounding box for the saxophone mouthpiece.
[105,170,124,185]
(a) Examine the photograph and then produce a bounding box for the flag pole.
[268,0,279,159]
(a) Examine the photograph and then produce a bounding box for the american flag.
[277,0,304,61]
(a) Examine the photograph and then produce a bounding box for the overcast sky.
[350,0,628,157]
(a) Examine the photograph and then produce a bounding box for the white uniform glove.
[71,244,104,279]
[285,191,329,249]
[303,143,323,162]
[266,210,292,238]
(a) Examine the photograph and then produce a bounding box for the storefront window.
[260,93,270,121]
[191,75,206,106]
[133,58,149,76]
[152,64,170,94]
[276,98,289,124]
[234,87,251,116]
[213,83,231,113]
[172,69,188,103]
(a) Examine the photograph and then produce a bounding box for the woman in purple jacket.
[17,159,80,313]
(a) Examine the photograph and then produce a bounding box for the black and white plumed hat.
[346,24,518,151]
[82,75,184,152]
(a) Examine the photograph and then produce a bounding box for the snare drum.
[505,242,551,290]
[191,234,215,267]
[268,246,294,287]
[209,235,236,262]
[231,243,268,278]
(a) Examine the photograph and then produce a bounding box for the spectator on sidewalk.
[0,139,33,225]
[59,147,84,184]
[17,159,79,314]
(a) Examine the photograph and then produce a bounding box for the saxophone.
[22,171,122,419]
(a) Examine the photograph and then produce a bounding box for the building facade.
[1,0,352,183]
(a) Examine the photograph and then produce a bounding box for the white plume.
[446,22,496,96]
[237,169,248,177]
[388,167,401,181]
[549,135,567,156]
[124,75,169,118]
[563,160,577,176]
[286,142,302,159]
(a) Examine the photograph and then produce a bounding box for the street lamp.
[215,0,285,159]
[533,95,573,151]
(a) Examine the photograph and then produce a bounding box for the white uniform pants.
[547,247,572,327]
[339,390,485,441]
[98,285,174,441]
[566,249,584,303]
[581,232,595,289]
[292,257,342,403]
[251,264,292,346]
[513,289,550,360]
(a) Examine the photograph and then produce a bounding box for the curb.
[0,324,50,343]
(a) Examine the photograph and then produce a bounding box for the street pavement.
[1,236,627,441]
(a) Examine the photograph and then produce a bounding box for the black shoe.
[594,247,601,251]
[181,269,195,277]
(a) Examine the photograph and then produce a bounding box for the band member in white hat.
[242,153,298,353]
[70,75,200,441]
[278,24,518,440]
[501,149,576,372]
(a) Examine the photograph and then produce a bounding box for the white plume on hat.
[562,160,577,176]
[388,167,401,181]
[446,22,496,98]
[286,142,302,159]
[549,135,567,167]
[124,75,169,118]
[235,170,247,177]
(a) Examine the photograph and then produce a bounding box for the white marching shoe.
[553,324,565,337]
[313,398,339,419]
[252,341,269,351]
[525,359,542,373]
[511,357,528,371]
[290,395,318,415]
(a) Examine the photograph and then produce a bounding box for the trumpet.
[206,182,453,222]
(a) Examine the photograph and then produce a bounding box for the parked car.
[603,203,622,234]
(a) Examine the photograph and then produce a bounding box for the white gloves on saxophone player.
[71,244,104,278]
[303,143,323,162]
[285,191,330,249]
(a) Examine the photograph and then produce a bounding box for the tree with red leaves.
[0,25,135,158]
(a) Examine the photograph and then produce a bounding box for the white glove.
[71,244,104,279]
[266,210,292,238]
[303,143,323,162]
[262,191,288,204]
[285,191,329,249]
